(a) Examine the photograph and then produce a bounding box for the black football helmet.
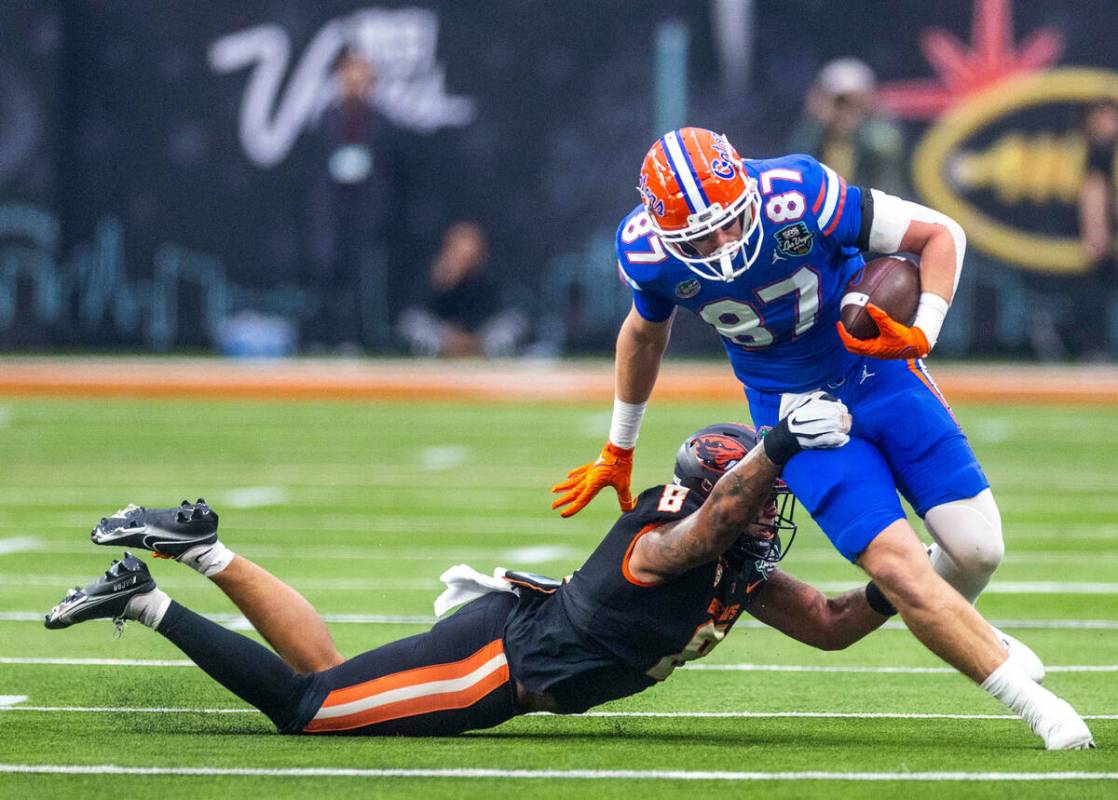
[672,422,797,563]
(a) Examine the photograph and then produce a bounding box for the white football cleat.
[993,626,1046,683]
[1031,696,1096,751]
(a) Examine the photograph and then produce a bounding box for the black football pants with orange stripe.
[155,592,522,735]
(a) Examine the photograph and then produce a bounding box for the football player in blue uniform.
[44,395,1092,748]
[552,127,1067,732]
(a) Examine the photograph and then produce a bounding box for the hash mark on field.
[0,696,26,706]
[0,765,1116,781]
[0,537,41,556]
[418,446,469,471]
[501,545,577,564]
[223,487,288,509]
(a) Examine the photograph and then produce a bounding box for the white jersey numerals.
[646,620,729,681]
[620,211,668,264]
[764,190,806,223]
[657,484,691,512]
[698,266,821,347]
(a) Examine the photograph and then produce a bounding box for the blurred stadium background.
[1,0,1117,796]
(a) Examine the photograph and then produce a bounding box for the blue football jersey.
[616,154,868,393]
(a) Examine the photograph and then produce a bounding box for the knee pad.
[924,489,1004,579]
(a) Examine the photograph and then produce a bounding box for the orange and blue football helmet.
[638,127,762,281]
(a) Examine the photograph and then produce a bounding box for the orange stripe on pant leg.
[303,661,510,733]
[907,359,958,423]
[319,639,505,708]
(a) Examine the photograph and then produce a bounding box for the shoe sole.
[92,525,215,556]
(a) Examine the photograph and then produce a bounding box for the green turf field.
[0,395,1115,798]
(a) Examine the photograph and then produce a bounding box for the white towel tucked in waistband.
[434,564,514,618]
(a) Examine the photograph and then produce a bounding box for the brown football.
[839,256,921,339]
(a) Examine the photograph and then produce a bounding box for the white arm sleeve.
[868,188,965,299]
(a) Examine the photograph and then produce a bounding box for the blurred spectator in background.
[1076,99,1118,359]
[306,48,402,353]
[787,58,906,196]
[397,222,529,357]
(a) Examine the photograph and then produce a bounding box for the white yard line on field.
[3,611,1117,631]
[0,765,1115,782]
[3,706,1117,722]
[2,655,1116,674]
[0,574,440,590]
[33,541,581,560]
[0,609,431,626]
[813,581,1118,594]
[686,664,1118,674]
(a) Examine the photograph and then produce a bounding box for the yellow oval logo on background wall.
[913,68,1118,274]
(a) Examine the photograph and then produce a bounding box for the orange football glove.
[550,441,635,518]
[837,303,930,360]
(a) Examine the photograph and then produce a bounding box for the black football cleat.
[91,499,219,558]
[44,553,156,630]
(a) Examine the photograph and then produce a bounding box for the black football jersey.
[504,484,774,711]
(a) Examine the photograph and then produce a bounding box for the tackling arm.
[627,392,851,582]
[746,571,889,651]
[627,442,783,583]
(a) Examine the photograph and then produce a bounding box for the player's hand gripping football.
[762,391,852,465]
[837,303,930,360]
[551,441,635,518]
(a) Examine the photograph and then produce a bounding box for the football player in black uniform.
[44,392,1093,748]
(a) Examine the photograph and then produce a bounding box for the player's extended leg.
[858,521,1093,750]
[90,500,343,673]
[211,556,344,673]
[860,361,1045,677]
[859,521,1003,681]
[44,554,321,732]
[46,556,523,736]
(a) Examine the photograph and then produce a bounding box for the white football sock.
[178,541,235,577]
[982,659,1064,732]
[124,588,171,630]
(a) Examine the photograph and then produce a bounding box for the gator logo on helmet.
[690,433,748,472]
[709,135,738,180]
[638,174,666,217]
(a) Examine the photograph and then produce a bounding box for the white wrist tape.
[912,292,950,350]
[608,398,647,449]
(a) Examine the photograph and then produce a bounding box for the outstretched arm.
[615,304,674,406]
[746,570,889,651]
[551,305,673,517]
